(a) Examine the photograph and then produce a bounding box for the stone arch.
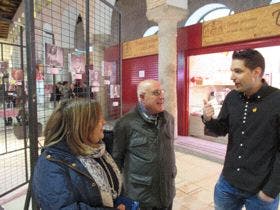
[184,3,233,26]
[143,25,158,37]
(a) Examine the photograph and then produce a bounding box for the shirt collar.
[239,79,269,102]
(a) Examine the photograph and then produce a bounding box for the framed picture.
[90,69,100,87]
[71,54,85,74]
[45,43,64,67]
[110,84,120,99]
[0,61,8,74]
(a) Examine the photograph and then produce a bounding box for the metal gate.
[0,24,30,198]
[0,0,121,208]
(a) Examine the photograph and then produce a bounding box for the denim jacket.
[32,140,117,210]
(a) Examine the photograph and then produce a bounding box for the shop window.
[185,3,234,26]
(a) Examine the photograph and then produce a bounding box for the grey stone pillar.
[146,3,187,137]
[93,35,109,118]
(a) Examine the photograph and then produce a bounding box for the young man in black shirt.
[203,49,280,210]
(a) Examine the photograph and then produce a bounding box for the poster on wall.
[44,84,53,95]
[0,61,8,75]
[47,67,60,75]
[92,86,99,93]
[11,69,23,81]
[36,64,44,80]
[89,68,100,87]
[102,61,113,77]
[112,101,119,107]
[45,43,64,67]
[70,54,85,81]
[110,84,120,99]
[102,61,117,84]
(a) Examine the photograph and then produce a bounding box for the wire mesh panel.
[33,0,121,124]
[0,0,121,199]
[92,0,121,121]
[0,22,30,197]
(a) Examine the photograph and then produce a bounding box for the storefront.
[120,3,280,139]
[177,3,280,140]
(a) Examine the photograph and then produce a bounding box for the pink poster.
[71,54,85,74]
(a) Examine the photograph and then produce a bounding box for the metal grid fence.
[0,1,121,207]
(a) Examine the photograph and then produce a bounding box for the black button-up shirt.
[204,83,280,198]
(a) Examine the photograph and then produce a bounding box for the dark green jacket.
[112,105,176,208]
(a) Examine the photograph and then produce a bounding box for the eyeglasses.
[151,89,165,96]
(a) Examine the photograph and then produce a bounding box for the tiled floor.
[173,151,222,210]
[0,150,223,210]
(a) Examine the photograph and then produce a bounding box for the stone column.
[93,34,109,118]
[146,2,187,137]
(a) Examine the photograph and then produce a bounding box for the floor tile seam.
[176,147,225,158]
[176,140,225,148]
[175,142,226,152]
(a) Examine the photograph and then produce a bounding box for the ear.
[139,93,145,101]
[253,67,262,79]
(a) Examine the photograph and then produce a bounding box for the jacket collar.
[43,140,91,176]
[136,103,166,126]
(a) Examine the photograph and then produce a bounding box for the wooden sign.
[122,35,158,59]
[202,3,280,46]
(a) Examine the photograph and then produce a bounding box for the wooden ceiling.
[0,0,22,39]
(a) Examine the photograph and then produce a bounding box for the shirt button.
[237,168,240,171]
[243,117,246,119]
[71,163,76,167]
[244,113,247,115]
[242,131,244,134]
[245,105,248,108]
[240,143,243,147]
[243,121,246,123]
[245,109,247,111]
[238,156,242,159]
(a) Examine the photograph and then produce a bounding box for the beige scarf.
[78,142,122,207]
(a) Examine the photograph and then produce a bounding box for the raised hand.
[203,99,214,122]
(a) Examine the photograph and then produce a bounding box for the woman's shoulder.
[39,142,77,165]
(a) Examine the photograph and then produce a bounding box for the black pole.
[21,25,31,210]
[118,11,122,116]
[19,26,29,181]
[51,35,57,107]
[24,0,39,209]
[86,0,90,99]
[1,43,8,152]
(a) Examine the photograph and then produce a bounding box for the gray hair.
[137,79,159,101]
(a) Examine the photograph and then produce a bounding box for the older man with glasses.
[112,79,176,210]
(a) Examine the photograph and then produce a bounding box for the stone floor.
[0,150,223,210]
[1,136,279,210]
[173,151,222,210]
